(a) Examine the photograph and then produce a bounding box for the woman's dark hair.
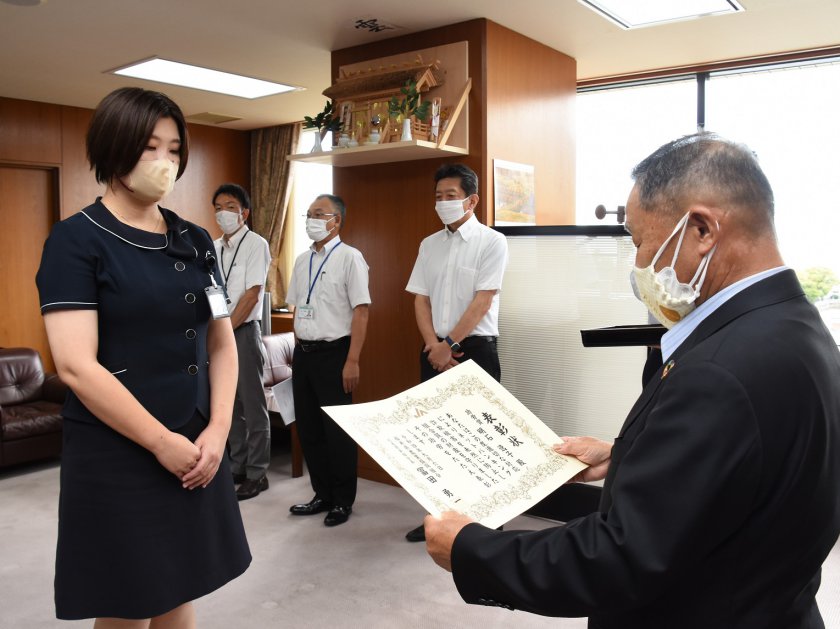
[86,87,189,184]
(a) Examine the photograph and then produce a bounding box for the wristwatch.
[445,336,461,353]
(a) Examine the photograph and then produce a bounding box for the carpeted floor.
[1,444,838,629]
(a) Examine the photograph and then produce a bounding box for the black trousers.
[420,336,501,383]
[292,337,357,507]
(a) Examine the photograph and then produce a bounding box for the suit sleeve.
[451,361,762,617]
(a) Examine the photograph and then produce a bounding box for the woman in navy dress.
[36,87,251,626]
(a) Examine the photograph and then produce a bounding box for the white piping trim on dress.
[109,368,128,375]
[41,301,98,309]
[80,211,168,250]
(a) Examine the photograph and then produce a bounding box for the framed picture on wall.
[493,159,536,226]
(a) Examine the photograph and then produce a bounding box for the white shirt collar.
[444,213,479,241]
[221,224,250,249]
[309,235,342,255]
[661,265,789,361]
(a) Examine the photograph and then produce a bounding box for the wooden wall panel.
[485,21,577,225]
[0,98,61,165]
[0,166,57,371]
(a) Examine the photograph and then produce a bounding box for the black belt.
[438,335,497,348]
[297,336,350,352]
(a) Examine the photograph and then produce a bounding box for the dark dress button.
[174,261,186,271]
[187,364,198,375]
[185,293,196,303]
[185,329,196,340]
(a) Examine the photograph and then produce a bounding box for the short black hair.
[434,163,479,196]
[212,183,251,210]
[316,194,347,227]
[632,133,775,226]
[86,87,189,185]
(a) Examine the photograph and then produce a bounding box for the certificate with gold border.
[323,360,588,529]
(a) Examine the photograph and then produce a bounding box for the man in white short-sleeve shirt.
[404,163,509,541]
[286,194,371,527]
[213,183,272,501]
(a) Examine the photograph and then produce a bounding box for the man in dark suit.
[424,134,840,628]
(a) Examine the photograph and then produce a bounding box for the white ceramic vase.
[400,118,412,142]
[310,132,324,153]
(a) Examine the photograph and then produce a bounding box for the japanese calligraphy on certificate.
[322,360,588,529]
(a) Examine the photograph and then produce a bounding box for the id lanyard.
[307,241,342,304]
[221,231,249,288]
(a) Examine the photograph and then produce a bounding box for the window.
[705,61,840,344]
[574,57,840,344]
[576,78,696,225]
[291,130,333,257]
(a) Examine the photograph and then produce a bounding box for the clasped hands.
[153,422,228,490]
[424,435,613,572]
[425,340,462,372]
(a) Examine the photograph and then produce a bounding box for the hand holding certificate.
[323,360,588,529]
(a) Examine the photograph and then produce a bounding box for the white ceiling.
[1,0,839,131]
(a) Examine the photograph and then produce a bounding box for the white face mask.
[630,212,716,329]
[306,217,334,242]
[215,210,242,235]
[124,158,177,203]
[435,199,467,225]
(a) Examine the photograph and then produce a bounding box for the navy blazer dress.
[36,198,251,620]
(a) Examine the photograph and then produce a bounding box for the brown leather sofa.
[0,347,68,467]
[262,332,304,477]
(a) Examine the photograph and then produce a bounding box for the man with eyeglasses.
[213,183,272,501]
[286,194,370,527]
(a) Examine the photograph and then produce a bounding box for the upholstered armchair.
[262,332,303,477]
[0,347,67,467]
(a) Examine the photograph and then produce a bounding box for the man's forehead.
[436,178,465,195]
[309,198,332,211]
[214,194,239,207]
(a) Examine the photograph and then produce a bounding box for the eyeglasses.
[303,212,336,220]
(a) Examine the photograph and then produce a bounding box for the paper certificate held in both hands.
[322,360,588,529]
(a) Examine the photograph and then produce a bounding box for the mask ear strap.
[689,245,716,293]
[651,212,690,267]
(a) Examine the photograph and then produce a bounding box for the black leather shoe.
[405,524,425,542]
[236,475,268,501]
[232,472,247,485]
[289,497,332,515]
[324,505,352,527]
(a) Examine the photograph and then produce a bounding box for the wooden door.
[0,165,57,371]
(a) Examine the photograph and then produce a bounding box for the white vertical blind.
[498,233,650,442]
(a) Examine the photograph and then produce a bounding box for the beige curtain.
[250,122,302,308]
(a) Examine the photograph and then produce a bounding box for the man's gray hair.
[631,133,775,228]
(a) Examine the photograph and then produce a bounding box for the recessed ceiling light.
[109,58,298,99]
[579,0,744,29]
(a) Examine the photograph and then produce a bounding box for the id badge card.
[205,285,231,319]
[297,304,315,320]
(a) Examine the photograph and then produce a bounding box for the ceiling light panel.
[110,58,297,99]
[579,0,744,29]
